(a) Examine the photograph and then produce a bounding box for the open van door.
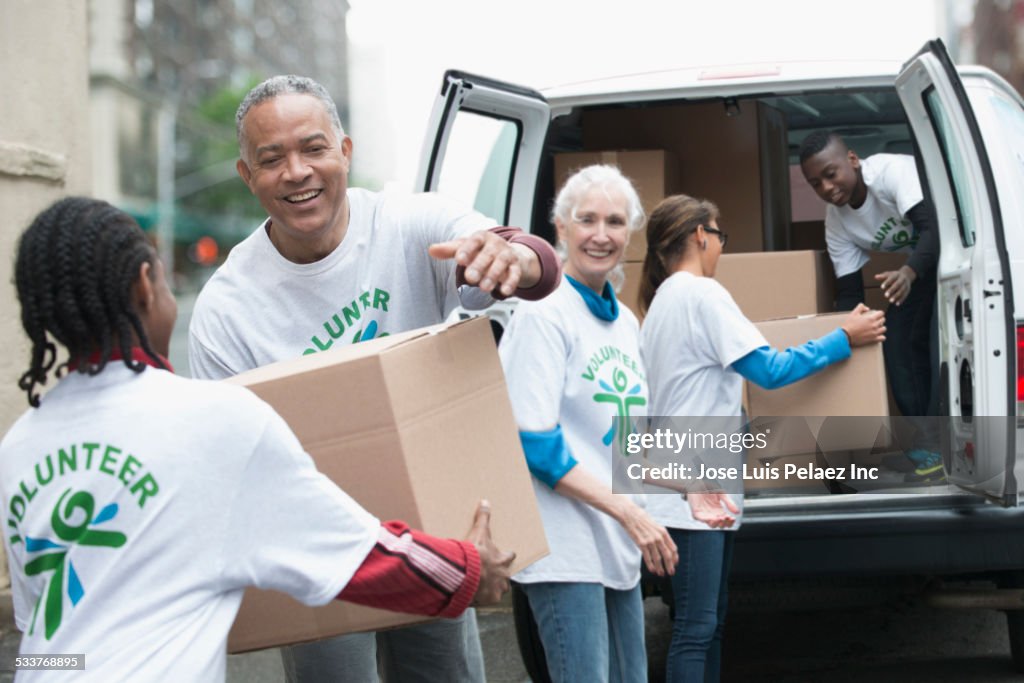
[895,39,1023,505]
[416,71,550,230]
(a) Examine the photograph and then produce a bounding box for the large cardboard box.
[619,251,834,323]
[748,313,889,417]
[224,318,548,653]
[746,313,890,455]
[553,149,681,262]
[714,250,834,321]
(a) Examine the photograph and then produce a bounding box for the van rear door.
[896,39,1023,504]
[416,71,549,229]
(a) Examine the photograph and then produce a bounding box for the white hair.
[551,164,645,292]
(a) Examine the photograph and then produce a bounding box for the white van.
[418,39,1024,673]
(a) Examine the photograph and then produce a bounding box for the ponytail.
[639,195,720,315]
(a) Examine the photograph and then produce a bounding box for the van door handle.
[983,290,1001,298]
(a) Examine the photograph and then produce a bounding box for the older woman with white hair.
[498,164,677,682]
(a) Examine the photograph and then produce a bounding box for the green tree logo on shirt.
[593,366,646,455]
[24,489,127,639]
[304,288,393,355]
[870,216,919,252]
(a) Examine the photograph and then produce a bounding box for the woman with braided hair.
[0,197,514,683]
[14,197,174,407]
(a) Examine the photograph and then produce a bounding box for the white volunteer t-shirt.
[640,271,767,530]
[188,188,495,378]
[499,280,647,589]
[0,365,378,683]
[825,154,924,277]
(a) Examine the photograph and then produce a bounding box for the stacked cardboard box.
[580,102,791,254]
[621,250,834,323]
[714,251,833,322]
[225,318,548,653]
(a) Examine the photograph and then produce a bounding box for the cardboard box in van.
[553,149,681,262]
[224,317,548,653]
[746,313,890,455]
[618,251,833,322]
[862,252,909,289]
[714,250,834,321]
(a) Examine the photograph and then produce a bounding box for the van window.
[436,110,519,224]
[924,87,977,247]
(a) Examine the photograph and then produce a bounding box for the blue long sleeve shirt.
[731,328,851,390]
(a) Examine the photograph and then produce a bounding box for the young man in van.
[799,131,941,482]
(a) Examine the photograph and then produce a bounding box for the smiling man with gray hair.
[188,75,560,682]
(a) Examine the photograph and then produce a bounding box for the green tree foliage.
[175,76,265,246]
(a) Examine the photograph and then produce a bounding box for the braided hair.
[15,197,168,407]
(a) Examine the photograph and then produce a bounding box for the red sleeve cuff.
[455,227,561,301]
[438,540,481,618]
[337,521,481,619]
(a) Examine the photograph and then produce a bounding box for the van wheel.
[511,583,553,683]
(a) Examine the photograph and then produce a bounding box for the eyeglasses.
[704,226,728,248]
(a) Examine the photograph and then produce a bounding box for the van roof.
[541,60,905,108]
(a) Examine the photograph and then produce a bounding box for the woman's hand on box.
[841,303,886,347]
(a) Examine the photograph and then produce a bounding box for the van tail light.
[1017,325,1024,411]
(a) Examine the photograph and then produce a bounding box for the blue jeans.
[520,581,647,683]
[666,529,735,683]
[884,272,939,449]
[280,609,484,682]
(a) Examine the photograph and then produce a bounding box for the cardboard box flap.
[235,355,398,446]
[224,319,480,388]
[381,318,504,424]
[226,319,490,447]
[225,326,428,387]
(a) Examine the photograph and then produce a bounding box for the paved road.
[1,593,1021,682]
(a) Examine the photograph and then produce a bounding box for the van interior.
[528,87,964,503]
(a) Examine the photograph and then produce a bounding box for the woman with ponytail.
[639,195,886,682]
